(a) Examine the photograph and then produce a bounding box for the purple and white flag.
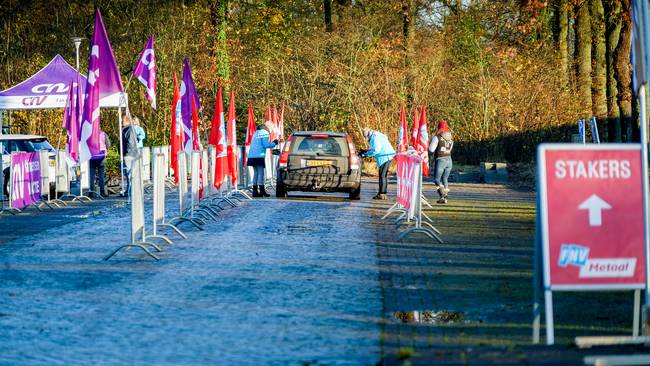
[133,34,157,109]
[62,78,81,162]
[79,9,124,162]
[181,57,201,154]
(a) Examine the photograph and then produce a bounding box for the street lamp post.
[71,37,85,71]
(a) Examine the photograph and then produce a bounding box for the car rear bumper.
[279,169,360,192]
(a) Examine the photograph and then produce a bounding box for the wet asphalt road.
[0,185,386,365]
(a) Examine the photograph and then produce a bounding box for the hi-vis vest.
[434,135,453,159]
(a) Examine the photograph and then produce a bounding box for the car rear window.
[292,136,348,157]
[0,139,54,154]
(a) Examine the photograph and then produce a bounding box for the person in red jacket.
[428,120,453,204]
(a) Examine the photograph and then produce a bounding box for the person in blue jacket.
[133,117,146,148]
[360,127,396,200]
[246,123,279,197]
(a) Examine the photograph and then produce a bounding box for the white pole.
[118,103,125,195]
[640,85,650,309]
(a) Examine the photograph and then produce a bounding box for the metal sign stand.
[533,144,646,345]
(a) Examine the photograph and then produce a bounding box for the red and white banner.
[396,153,422,218]
[538,144,646,289]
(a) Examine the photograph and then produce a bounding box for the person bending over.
[360,128,395,200]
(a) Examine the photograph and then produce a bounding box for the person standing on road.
[133,117,146,148]
[121,115,140,197]
[246,122,279,198]
[89,131,110,197]
[429,120,453,204]
[360,127,396,200]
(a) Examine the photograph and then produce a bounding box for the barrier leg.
[421,194,433,208]
[104,243,160,261]
[159,223,188,239]
[398,227,439,241]
[37,200,54,210]
[169,216,204,231]
[421,221,443,236]
[230,188,252,200]
[394,211,407,224]
[147,234,173,245]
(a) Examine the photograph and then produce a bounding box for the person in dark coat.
[121,115,139,196]
[89,131,110,197]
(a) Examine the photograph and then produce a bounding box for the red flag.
[226,89,238,185]
[170,72,184,184]
[411,106,420,148]
[272,103,279,140]
[266,104,274,141]
[398,105,407,153]
[279,101,285,140]
[417,104,430,176]
[191,96,202,151]
[243,101,256,164]
[211,88,228,189]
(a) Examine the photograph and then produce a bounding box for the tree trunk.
[614,0,632,141]
[402,0,415,103]
[556,0,569,85]
[576,0,593,116]
[324,0,333,32]
[606,0,622,141]
[590,0,607,120]
[209,0,230,85]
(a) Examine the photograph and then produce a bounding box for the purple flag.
[181,57,201,153]
[79,9,124,162]
[133,34,157,109]
[62,78,81,162]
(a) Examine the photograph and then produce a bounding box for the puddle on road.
[392,310,464,324]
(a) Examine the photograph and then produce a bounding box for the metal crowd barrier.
[168,152,204,230]
[149,152,183,244]
[36,150,54,210]
[382,153,442,243]
[104,156,163,261]
[55,150,75,202]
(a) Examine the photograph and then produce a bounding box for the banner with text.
[538,144,646,289]
[396,153,422,217]
[11,152,42,208]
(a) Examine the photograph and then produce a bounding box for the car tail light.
[346,134,360,170]
[278,135,293,168]
[310,134,329,139]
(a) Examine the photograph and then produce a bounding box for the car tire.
[276,179,288,198]
[349,185,361,200]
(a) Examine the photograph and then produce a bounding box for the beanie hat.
[437,120,449,132]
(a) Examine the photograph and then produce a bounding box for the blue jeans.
[434,157,452,189]
[253,165,265,185]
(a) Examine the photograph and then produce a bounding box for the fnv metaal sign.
[538,144,646,290]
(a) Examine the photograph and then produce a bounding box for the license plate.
[307,160,333,167]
